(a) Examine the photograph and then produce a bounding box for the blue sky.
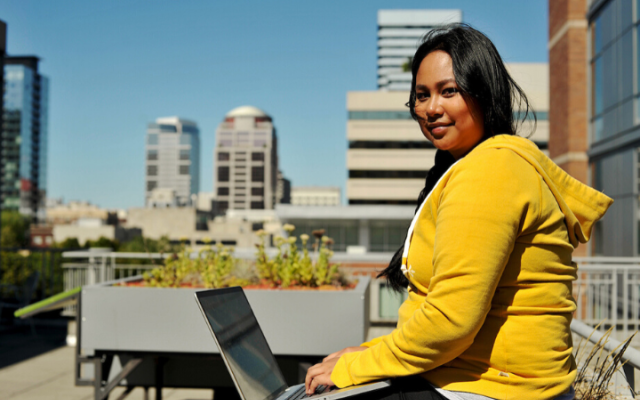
[0,0,548,209]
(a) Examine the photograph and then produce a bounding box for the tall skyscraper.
[214,106,278,213]
[145,117,200,207]
[377,10,462,90]
[3,56,49,221]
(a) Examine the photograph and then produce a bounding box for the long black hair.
[378,23,536,292]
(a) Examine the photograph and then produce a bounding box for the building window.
[252,152,265,161]
[237,132,250,146]
[179,165,189,175]
[147,181,157,191]
[235,187,246,191]
[349,170,427,179]
[158,124,177,133]
[147,134,159,145]
[217,187,229,196]
[254,139,267,147]
[179,149,190,160]
[179,134,191,145]
[147,165,158,176]
[370,221,408,252]
[218,152,230,161]
[251,187,264,196]
[285,220,359,252]
[218,166,230,182]
[217,201,228,213]
[220,140,233,147]
[147,150,158,160]
[251,201,264,209]
[251,166,264,182]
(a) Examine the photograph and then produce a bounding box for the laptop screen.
[196,287,288,400]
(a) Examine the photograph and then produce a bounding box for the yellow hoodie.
[331,135,613,400]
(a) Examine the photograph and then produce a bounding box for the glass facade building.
[377,10,462,90]
[588,0,640,255]
[2,57,48,221]
[145,117,200,207]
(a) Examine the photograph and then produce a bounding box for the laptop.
[194,287,391,400]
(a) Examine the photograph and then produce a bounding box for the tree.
[85,236,118,250]
[402,57,413,73]
[0,211,30,248]
[55,237,81,249]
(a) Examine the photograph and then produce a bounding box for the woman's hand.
[304,357,339,395]
[323,346,367,362]
[305,346,367,395]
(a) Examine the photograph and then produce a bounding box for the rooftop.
[225,105,270,118]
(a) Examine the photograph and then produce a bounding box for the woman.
[305,24,612,400]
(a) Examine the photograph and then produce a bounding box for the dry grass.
[573,325,636,400]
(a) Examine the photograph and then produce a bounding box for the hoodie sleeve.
[331,149,541,387]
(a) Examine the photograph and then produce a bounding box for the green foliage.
[402,57,413,73]
[118,235,179,254]
[254,225,342,288]
[1,211,30,248]
[199,244,247,289]
[84,236,118,250]
[143,244,244,288]
[0,250,63,299]
[54,237,81,249]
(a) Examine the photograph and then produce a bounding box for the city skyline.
[1,0,548,209]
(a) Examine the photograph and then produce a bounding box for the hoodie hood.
[472,134,613,247]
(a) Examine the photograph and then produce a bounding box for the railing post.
[623,267,629,339]
[612,268,618,333]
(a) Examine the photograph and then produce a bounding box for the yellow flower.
[283,224,296,232]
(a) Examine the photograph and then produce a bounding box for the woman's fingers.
[305,358,338,395]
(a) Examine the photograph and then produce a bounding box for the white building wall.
[214,107,278,212]
[291,187,341,206]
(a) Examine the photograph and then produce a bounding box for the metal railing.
[61,252,640,336]
[62,250,161,316]
[573,257,640,341]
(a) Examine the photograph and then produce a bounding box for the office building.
[3,56,49,221]
[276,170,291,204]
[291,186,341,206]
[347,63,549,205]
[377,9,462,91]
[145,117,200,207]
[564,0,639,256]
[214,106,278,213]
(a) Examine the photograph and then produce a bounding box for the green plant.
[1,211,30,248]
[143,247,196,288]
[199,244,247,289]
[254,225,345,288]
[143,244,243,289]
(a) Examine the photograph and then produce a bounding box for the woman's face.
[414,50,484,160]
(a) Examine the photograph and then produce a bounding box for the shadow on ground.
[0,319,67,369]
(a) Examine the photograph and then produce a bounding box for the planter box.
[80,276,371,356]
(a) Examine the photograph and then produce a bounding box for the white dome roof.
[225,105,269,118]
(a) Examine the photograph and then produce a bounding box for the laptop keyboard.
[288,385,330,400]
